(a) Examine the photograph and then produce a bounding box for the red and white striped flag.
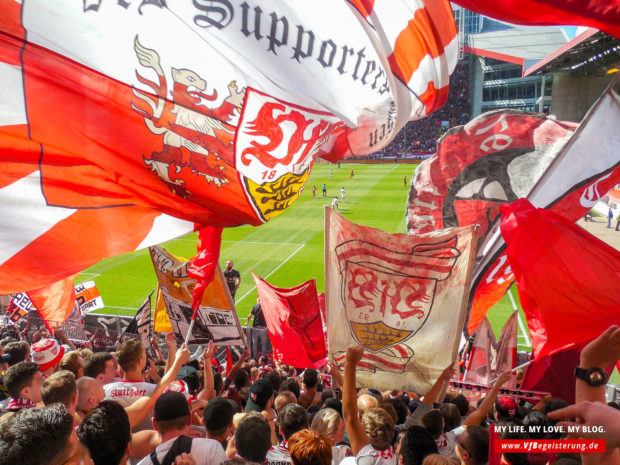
[0,1,457,294]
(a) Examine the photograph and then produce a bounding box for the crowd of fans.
[0,317,618,465]
[381,60,472,157]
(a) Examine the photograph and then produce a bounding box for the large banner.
[253,274,327,368]
[149,245,245,346]
[407,87,620,333]
[0,0,457,294]
[325,208,476,393]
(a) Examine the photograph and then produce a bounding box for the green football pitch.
[78,163,530,350]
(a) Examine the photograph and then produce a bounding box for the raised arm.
[125,344,190,428]
[463,370,512,426]
[223,346,250,390]
[342,345,369,455]
[198,340,216,401]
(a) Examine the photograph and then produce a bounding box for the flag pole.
[184,318,196,346]
[488,359,533,384]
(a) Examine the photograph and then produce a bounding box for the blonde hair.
[311,408,341,438]
[362,407,394,451]
[233,412,247,428]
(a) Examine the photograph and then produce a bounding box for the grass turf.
[79,162,524,344]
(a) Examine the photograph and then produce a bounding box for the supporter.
[266,370,282,394]
[204,397,235,449]
[398,425,438,465]
[357,394,378,416]
[60,350,83,378]
[267,403,309,465]
[3,341,29,366]
[451,395,469,420]
[311,407,351,465]
[78,400,132,465]
[103,339,156,410]
[298,368,321,410]
[282,378,301,400]
[41,370,78,414]
[421,409,456,459]
[2,361,42,417]
[31,337,65,377]
[76,376,106,422]
[494,396,518,422]
[233,412,272,463]
[384,397,408,426]
[439,404,461,432]
[275,391,298,415]
[246,378,274,412]
[454,425,488,465]
[288,429,332,465]
[138,391,226,465]
[0,404,79,465]
[422,455,456,465]
[343,345,396,465]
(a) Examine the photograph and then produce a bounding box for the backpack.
[150,435,193,465]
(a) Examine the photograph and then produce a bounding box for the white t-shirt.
[333,444,352,465]
[347,444,397,465]
[266,443,292,465]
[137,436,226,465]
[103,380,157,431]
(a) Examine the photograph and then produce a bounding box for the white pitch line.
[100,305,139,310]
[167,239,305,246]
[235,243,305,305]
[517,311,531,348]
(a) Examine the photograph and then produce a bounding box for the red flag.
[495,311,518,389]
[27,277,77,333]
[453,1,620,39]
[501,199,620,359]
[252,273,326,369]
[225,347,233,376]
[464,317,496,386]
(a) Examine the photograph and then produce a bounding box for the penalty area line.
[235,243,305,305]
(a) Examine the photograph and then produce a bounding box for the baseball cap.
[496,396,518,417]
[154,391,190,422]
[31,338,65,371]
[177,365,200,393]
[203,397,235,431]
[246,378,274,412]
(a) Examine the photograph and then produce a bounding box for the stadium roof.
[524,29,620,77]
[464,24,567,65]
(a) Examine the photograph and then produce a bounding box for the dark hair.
[464,425,490,465]
[543,398,569,415]
[279,403,309,440]
[78,400,131,465]
[234,369,250,389]
[440,403,461,432]
[289,429,332,465]
[321,389,334,404]
[115,340,144,372]
[214,371,223,395]
[266,370,282,392]
[400,425,438,465]
[282,378,301,399]
[0,404,73,465]
[451,394,469,417]
[385,398,408,425]
[3,341,29,366]
[421,410,444,439]
[4,361,40,398]
[83,352,113,378]
[498,422,528,465]
[155,416,191,434]
[42,370,77,408]
[302,368,318,389]
[235,412,271,463]
[522,410,547,440]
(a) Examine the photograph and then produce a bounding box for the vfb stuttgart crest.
[235,89,344,221]
[335,237,460,373]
